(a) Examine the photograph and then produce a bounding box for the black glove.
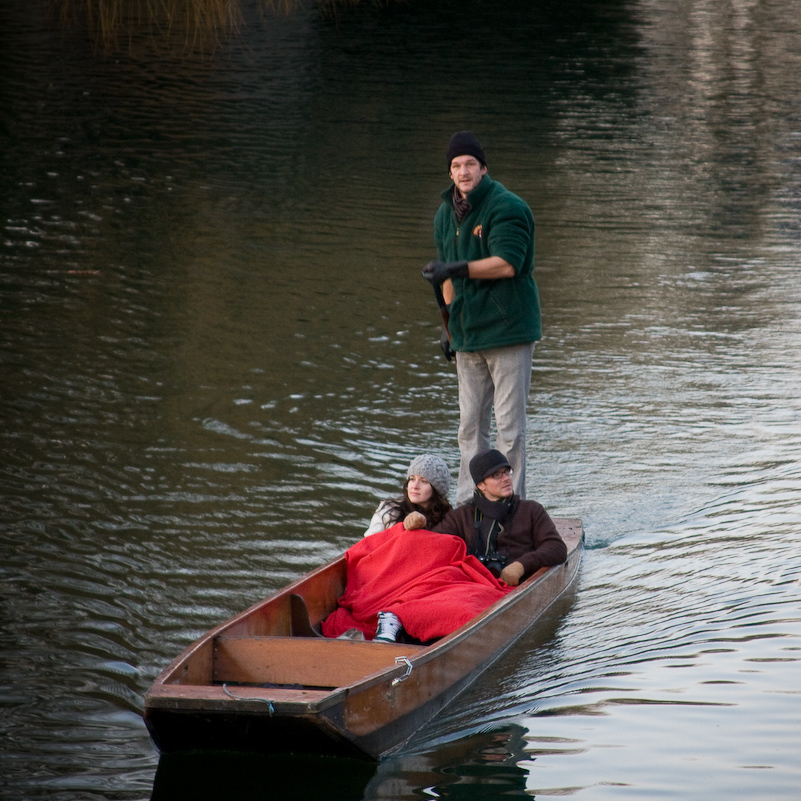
[440,326,456,362]
[422,260,469,285]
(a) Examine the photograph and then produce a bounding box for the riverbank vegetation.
[52,0,368,51]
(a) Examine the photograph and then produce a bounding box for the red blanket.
[321,522,512,642]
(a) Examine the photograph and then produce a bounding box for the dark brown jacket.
[433,496,567,581]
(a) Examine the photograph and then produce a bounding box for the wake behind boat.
[144,518,583,761]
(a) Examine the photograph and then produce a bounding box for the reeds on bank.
[52,0,365,52]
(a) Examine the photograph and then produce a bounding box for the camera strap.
[472,493,517,561]
[473,508,503,561]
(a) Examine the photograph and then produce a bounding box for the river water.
[2,0,800,798]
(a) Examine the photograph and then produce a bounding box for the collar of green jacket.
[441,174,493,207]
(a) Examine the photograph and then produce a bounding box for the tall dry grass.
[52,0,360,52]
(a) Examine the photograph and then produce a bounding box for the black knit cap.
[446,130,487,168]
[469,449,511,484]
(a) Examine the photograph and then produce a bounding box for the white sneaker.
[374,611,402,642]
[337,628,365,641]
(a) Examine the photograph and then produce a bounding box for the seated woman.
[321,511,513,644]
[363,454,452,536]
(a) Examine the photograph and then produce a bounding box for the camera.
[478,552,507,577]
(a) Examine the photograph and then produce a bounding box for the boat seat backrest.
[289,594,324,638]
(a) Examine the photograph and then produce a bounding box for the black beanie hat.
[446,131,487,168]
[469,449,511,485]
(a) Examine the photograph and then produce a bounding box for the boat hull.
[144,519,583,760]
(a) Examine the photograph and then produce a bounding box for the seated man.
[321,514,512,644]
[433,449,567,586]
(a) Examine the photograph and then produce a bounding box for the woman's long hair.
[383,479,452,529]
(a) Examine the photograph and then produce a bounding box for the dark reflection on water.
[2,0,801,797]
[151,728,531,801]
[151,752,378,801]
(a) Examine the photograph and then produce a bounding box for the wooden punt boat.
[144,518,583,761]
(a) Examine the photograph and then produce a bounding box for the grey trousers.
[455,341,536,505]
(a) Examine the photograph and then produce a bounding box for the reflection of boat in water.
[150,726,533,801]
[150,751,377,801]
[144,519,583,761]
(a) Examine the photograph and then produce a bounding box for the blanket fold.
[321,522,512,642]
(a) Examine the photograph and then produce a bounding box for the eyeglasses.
[486,468,512,481]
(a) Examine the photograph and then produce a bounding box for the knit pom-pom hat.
[406,454,451,498]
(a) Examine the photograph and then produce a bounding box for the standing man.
[423,131,542,504]
[433,449,566,586]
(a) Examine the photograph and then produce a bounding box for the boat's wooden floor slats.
[212,636,422,689]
